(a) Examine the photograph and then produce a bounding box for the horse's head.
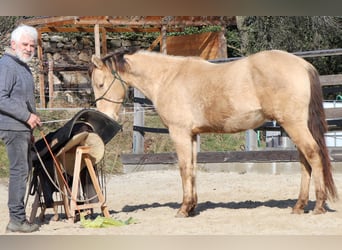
[89,55,126,121]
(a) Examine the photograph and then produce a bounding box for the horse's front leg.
[171,131,198,217]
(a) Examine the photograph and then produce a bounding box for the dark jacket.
[0,50,36,131]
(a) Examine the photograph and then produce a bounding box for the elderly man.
[0,24,42,233]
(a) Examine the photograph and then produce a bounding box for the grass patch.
[200,133,245,152]
[0,141,9,178]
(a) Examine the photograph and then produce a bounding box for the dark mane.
[102,47,139,73]
[88,47,138,76]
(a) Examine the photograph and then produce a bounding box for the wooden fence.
[121,49,342,169]
[43,48,342,166]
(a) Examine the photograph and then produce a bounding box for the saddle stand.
[28,109,121,223]
[30,145,110,223]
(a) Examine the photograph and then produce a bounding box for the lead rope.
[26,102,81,218]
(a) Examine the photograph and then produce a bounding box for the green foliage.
[234,16,342,99]
[237,16,342,75]
[81,214,137,228]
[200,133,245,152]
[239,16,342,54]
[0,16,34,39]
[226,27,242,57]
[118,32,159,42]
[168,25,222,37]
[0,16,22,34]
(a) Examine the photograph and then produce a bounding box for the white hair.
[11,25,38,43]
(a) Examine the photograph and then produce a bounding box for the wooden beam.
[70,16,236,27]
[325,107,342,119]
[21,16,79,26]
[104,27,162,33]
[22,16,237,33]
[294,48,342,58]
[38,26,164,33]
[148,35,162,51]
[320,74,342,86]
[50,65,89,71]
[38,27,93,33]
[121,149,342,165]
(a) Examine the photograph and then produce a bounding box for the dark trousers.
[0,130,31,223]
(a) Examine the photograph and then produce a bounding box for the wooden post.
[161,25,167,54]
[37,31,45,108]
[133,88,145,154]
[47,54,54,108]
[94,24,100,57]
[219,26,228,58]
[100,27,107,56]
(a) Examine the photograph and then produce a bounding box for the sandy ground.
[1,169,342,235]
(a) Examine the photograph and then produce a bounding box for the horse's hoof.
[175,210,188,218]
[291,208,304,214]
[313,207,326,214]
[51,214,59,221]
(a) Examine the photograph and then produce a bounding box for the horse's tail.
[308,66,338,201]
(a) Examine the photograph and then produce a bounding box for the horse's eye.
[98,83,104,88]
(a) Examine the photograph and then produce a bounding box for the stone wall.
[1,31,224,107]
[0,31,180,107]
[36,32,157,107]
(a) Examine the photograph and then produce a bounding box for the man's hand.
[27,113,42,129]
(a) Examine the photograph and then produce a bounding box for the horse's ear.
[91,55,104,69]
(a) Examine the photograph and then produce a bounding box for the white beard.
[16,50,34,63]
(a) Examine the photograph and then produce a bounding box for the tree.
[236,16,342,75]
[0,16,31,54]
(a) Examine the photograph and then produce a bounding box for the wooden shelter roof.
[22,16,236,33]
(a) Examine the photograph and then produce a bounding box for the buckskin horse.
[89,49,338,217]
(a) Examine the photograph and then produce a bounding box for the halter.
[92,69,129,105]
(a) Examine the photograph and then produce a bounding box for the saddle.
[29,108,122,208]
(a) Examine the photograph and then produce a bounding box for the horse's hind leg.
[292,152,312,214]
[283,123,327,214]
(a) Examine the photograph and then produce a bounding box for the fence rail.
[43,48,342,159]
[121,148,342,166]
[128,48,342,163]
[209,48,342,63]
